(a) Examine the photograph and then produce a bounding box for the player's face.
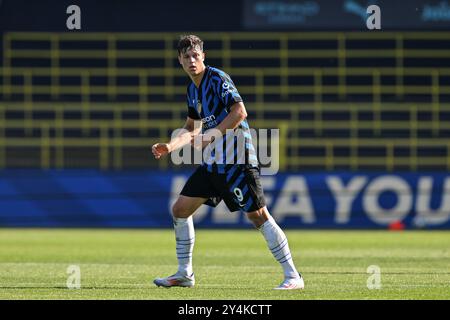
[178,47,205,76]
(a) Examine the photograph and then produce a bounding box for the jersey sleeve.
[186,93,200,120]
[213,73,243,109]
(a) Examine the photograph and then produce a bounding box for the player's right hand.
[152,143,170,159]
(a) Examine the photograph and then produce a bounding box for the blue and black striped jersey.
[186,66,258,173]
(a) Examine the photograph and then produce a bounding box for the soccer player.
[152,35,304,290]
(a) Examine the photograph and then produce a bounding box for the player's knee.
[246,208,269,228]
[172,201,194,219]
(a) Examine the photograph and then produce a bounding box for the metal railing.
[1,31,449,171]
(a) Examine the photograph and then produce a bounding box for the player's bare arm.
[192,101,248,149]
[152,116,201,159]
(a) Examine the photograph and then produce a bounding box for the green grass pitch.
[0,229,449,300]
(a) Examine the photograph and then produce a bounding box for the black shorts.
[180,165,266,213]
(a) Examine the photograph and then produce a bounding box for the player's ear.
[201,51,205,62]
[178,54,182,65]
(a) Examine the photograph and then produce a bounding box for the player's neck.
[191,66,206,88]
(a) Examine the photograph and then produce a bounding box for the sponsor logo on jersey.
[221,82,237,98]
[201,115,216,124]
[201,114,217,129]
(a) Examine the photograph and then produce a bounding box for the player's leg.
[172,195,207,276]
[154,195,206,288]
[219,165,303,290]
[246,206,304,290]
[154,166,217,288]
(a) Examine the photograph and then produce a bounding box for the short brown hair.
[177,35,203,55]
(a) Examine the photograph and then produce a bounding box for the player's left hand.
[152,143,171,159]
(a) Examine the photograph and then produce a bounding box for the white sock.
[259,217,299,279]
[173,216,195,276]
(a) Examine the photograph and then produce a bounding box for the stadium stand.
[1,31,449,171]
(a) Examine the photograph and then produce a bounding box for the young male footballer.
[152,35,304,290]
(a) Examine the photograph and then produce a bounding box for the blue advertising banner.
[0,169,449,229]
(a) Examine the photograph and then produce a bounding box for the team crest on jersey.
[196,100,202,114]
